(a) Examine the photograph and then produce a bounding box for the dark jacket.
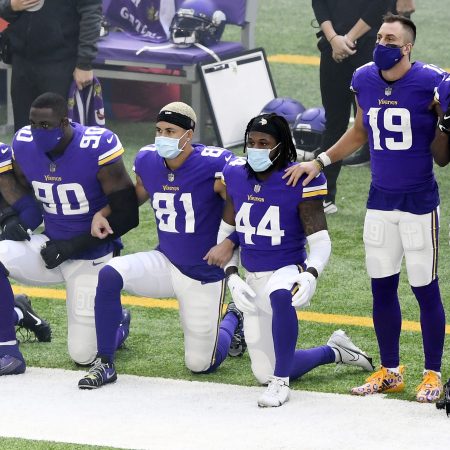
[0,0,101,69]
[312,0,396,38]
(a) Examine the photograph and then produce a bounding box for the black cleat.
[436,378,450,416]
[14,294,52,342]
[225,302,247,357]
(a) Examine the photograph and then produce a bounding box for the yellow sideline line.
[268,54,450,72]
[12,285,450,335]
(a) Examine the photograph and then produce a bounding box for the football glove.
[40,239,76,269]
[291,271,317,309]
[0,214,30,241]
[227,274,256,314]
[438,106,450,134]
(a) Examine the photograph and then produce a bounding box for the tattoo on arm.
[298,199,327,236]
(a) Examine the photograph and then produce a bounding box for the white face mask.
[155,130,188,159]
[247,143,280,172]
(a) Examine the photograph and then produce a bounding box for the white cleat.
[327,329,374,371]
[257,376,290,408]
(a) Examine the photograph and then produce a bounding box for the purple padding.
[96,32,244,68]
[174,0,247,25]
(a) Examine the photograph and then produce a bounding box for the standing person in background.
[312,0,394,214]
[0,0,102,131]
[284,14,447,402]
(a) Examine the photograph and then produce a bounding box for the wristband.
[317,152,332,167]
[329,34,338,43]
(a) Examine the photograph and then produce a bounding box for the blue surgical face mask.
[155,130,188,159]
[373,43,403,70]
[31,126,64,155]
[247,143,280,172]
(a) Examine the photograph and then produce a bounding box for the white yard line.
[0,368,447,450]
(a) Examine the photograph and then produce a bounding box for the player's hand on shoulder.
[282,161,319,187]
[40,239,75,269]
[290,271,317,309]
[91,210,113,239]
[203,239,234,268]
[227,274,256,314]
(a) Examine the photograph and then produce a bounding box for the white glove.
[291,271,317,309]
[227,274,256,314]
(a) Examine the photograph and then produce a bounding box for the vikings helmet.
[292,107,326,161]
[170,0,226,48]
[260,97,306,129]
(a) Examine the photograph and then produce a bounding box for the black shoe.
[343,144,370,167]
[78,358,117,390]
[225,302,247,357]
[14,294,52,342]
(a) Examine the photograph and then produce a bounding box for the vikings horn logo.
[259,118,268,125]
[147,6,159,21]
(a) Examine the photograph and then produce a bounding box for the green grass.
[0,438,117,450]
[0,3,450,441]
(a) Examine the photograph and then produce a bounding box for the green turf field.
[1,2,450,447]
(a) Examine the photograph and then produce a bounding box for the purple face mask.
[31,127,64,154]
[373,43,403,70]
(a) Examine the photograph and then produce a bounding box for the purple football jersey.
[11,123,124,259]
[104,0,175,43]
[134,143,233,282]
[435,73,450,112]
[223,159,328,272]
[351,61,446,214]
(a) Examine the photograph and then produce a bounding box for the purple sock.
[372,274,401,368]
[291,345,335,380]
[95,266,124,362]
[202,311,237,373]
[411,279,445,372]
[0,263,18,344]
[270,289,298,377]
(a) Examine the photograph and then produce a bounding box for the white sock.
[386,366,400,373]
[14,307,24,322]
[331,347,341,362]
[275,376,290,386]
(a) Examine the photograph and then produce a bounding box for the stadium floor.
[0,367,446,449]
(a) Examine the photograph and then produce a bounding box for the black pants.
[318,36,374,203]
[11,55,76,131]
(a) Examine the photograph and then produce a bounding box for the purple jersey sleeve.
[0,142,13,175]
[224,162,327,272]
[435,73,450,112]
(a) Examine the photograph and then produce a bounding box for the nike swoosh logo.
[225,155,232,162]
[28,312,42,326]
[444,114,450,121]
[106,371,115,379]
[1,148,8,154]
[107,136,114,144]
[92,261,104,266]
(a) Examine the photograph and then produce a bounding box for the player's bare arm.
[298,199,328,236]
[283,101,368,187]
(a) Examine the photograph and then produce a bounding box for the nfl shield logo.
[168,173,175,182]
[385,86,392,96]
[254,184,261,193]
[49,162,56,173]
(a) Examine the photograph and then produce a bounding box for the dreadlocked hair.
[244,113,297,176]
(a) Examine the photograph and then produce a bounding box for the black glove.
[0,207,30,241]
[439,106,450,134]
[40,239,77,269]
